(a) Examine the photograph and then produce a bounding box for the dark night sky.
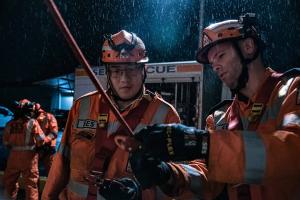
[0,0,299,85]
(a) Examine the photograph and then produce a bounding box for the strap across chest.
[87,97,150,199]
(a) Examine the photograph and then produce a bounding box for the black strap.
[208,99,233,116]
[87,95,151,199]
[247,72,282,130]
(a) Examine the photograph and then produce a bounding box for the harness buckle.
[248,103,264,122]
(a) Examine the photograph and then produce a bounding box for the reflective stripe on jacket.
[165,68,300,200]
[37,111,58,147]
[42,90,180,200]
[3,118,45,151]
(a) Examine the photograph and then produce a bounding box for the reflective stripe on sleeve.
[67,180,105,199]
[282,113,300,126]
[78,96,91,119]
[260,78,294,128]
[133,103,170,134]
[180,164,203,196]
[25,119,35,145]
[106,100,171,135]
[242,130,266,183]
[57,143,70,159]
[278,78,294,98]
[259,96,285,126]
[67,180,89,198]
[12,145,35,151]
[150,103,170,124]
[35,133,46,141]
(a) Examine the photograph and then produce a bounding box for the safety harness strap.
[87,97,114,200]
[235,72,282,200]
[87,95,150,199]
[247,72,282,130]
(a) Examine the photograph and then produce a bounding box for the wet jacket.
[36,110,58,147]
[3,117,45,150]
[42,90,180,200]
[163,68,300,200]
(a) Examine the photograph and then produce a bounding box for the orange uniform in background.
[3,116,45,200]
[42,91,180,200]
[162,69,300,200]
[35,104,58,174]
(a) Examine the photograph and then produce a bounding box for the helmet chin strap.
[109,85,144,103]
[230,39,260,94]
[231,63,248,94]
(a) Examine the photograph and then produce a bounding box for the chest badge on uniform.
[98,114,108,128]
[248,103,264,122]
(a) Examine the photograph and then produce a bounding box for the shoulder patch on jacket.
[76,119,97,129]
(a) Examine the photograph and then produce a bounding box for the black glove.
[99,177,141,200]
[130,150,172,189]
[134,123,209,162]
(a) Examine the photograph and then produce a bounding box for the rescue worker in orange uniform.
[127,13,300,200]
[3,99,48,200]
[42,30,180,200]
[34,103,58,174]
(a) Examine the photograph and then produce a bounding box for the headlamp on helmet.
[196,13,262,64]
[14,99,35,118]
[101,30,149,64]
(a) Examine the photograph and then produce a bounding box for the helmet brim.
[136,57,149,64]
[196,38,239,64]
[102,57,149,65]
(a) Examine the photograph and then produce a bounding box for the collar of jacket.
[108,87,153,114]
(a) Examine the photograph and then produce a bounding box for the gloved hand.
[130,150,172,189]
[98,177,141,200]
[44,136,52,144]
[134,123,210,162]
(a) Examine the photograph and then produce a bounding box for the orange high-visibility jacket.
[3,118,45,149]
[163,68,300,200]
[42,91,180,200]
[37,111,58,147]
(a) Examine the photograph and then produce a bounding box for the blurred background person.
[3,99,46,200]
[33,102,58,175]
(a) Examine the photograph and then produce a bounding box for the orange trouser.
[4,150,39,200]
